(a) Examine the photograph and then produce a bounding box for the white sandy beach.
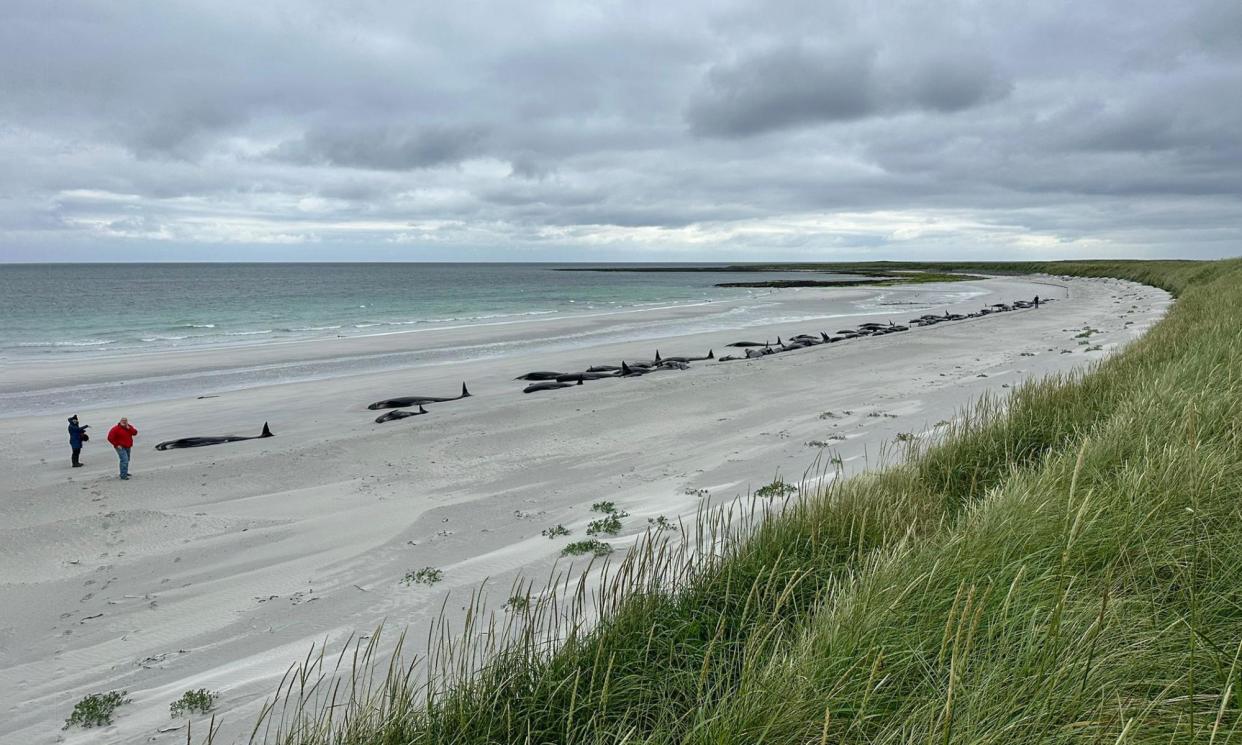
[0,275,1171,744]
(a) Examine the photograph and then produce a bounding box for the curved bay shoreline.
[0,275,1170,744]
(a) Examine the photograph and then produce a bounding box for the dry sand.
[0,275,1170,744]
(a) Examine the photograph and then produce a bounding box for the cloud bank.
[1,0,1239,261]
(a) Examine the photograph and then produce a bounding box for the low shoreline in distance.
[552,262,988,288]
[714,272,985,288]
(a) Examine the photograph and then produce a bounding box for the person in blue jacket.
[68,415,89,468]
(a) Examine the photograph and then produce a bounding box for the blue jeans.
[115,447,131,478]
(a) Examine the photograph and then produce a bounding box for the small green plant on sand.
[402,567,443,586]
[586,513,623,536]
[504,593,531,612]
[169,689,216,718]
[65,691,131,729]
[541,524,570,538]
[591,501,628,517]
[895,432,915,443]
[648,515,676,530]
[562,539,613,557]
[754,479,797,498]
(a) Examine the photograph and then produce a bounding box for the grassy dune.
[251,259,1242,744]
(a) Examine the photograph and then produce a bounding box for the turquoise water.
[0,263,858,359]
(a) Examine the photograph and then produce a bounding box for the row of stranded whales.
[517,349,714,393]
[716,296,1046,361]
[154,422,274,451]
[367,383,472,410]
[153,295,1053,440]
[908,297,1050,328]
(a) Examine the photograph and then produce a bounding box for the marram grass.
[236,259,1242,744]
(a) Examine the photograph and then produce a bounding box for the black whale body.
[556,371,619,382]
[660,349,714,363]
[375,406,429,423]
[515,371,564,381]
[368,383,471,410]
[524,379,583,393]
[155,423,274,451]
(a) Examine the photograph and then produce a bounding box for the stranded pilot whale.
[155,423,274,451]
[523,378,584,393]
[515,371,564,381]
[374,405,429,423]
[660,349,714,363]
[367,383,471,410]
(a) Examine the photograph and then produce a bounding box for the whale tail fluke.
[460,382,471,398]
[821,332,830,342]
[707,349,714,359]
[260,422,273,438]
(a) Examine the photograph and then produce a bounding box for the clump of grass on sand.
[64,691,130,729]
[586,513,623,536]
[401,567,443,586]
[561,539,613,557]
[243,259,1242,745]
[170,688,216,717]
[541,524,570,538]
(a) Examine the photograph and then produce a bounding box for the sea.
[0,263,997,415]
[0,263,871,360]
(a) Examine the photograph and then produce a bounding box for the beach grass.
[240,258,1242,744]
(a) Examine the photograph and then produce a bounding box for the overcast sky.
[2,0,1240,262]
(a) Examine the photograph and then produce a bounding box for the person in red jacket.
[106,417,138,480]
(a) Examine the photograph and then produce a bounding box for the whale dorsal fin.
[655,350,662,362]
[419,405,427,414]
[460,382,471,398]
[621,361,632,375]
[707,349,714,359]
[261,422,273,437]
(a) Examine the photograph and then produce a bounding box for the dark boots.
[72,448,83,467]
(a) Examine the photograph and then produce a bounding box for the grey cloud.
[687,45,877,136]
[123,106,249,160]
[275,125,491,171]
[687,42,1009,138]
[898,51,1011,113]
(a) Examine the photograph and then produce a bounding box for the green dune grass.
[244,259,1242,745]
